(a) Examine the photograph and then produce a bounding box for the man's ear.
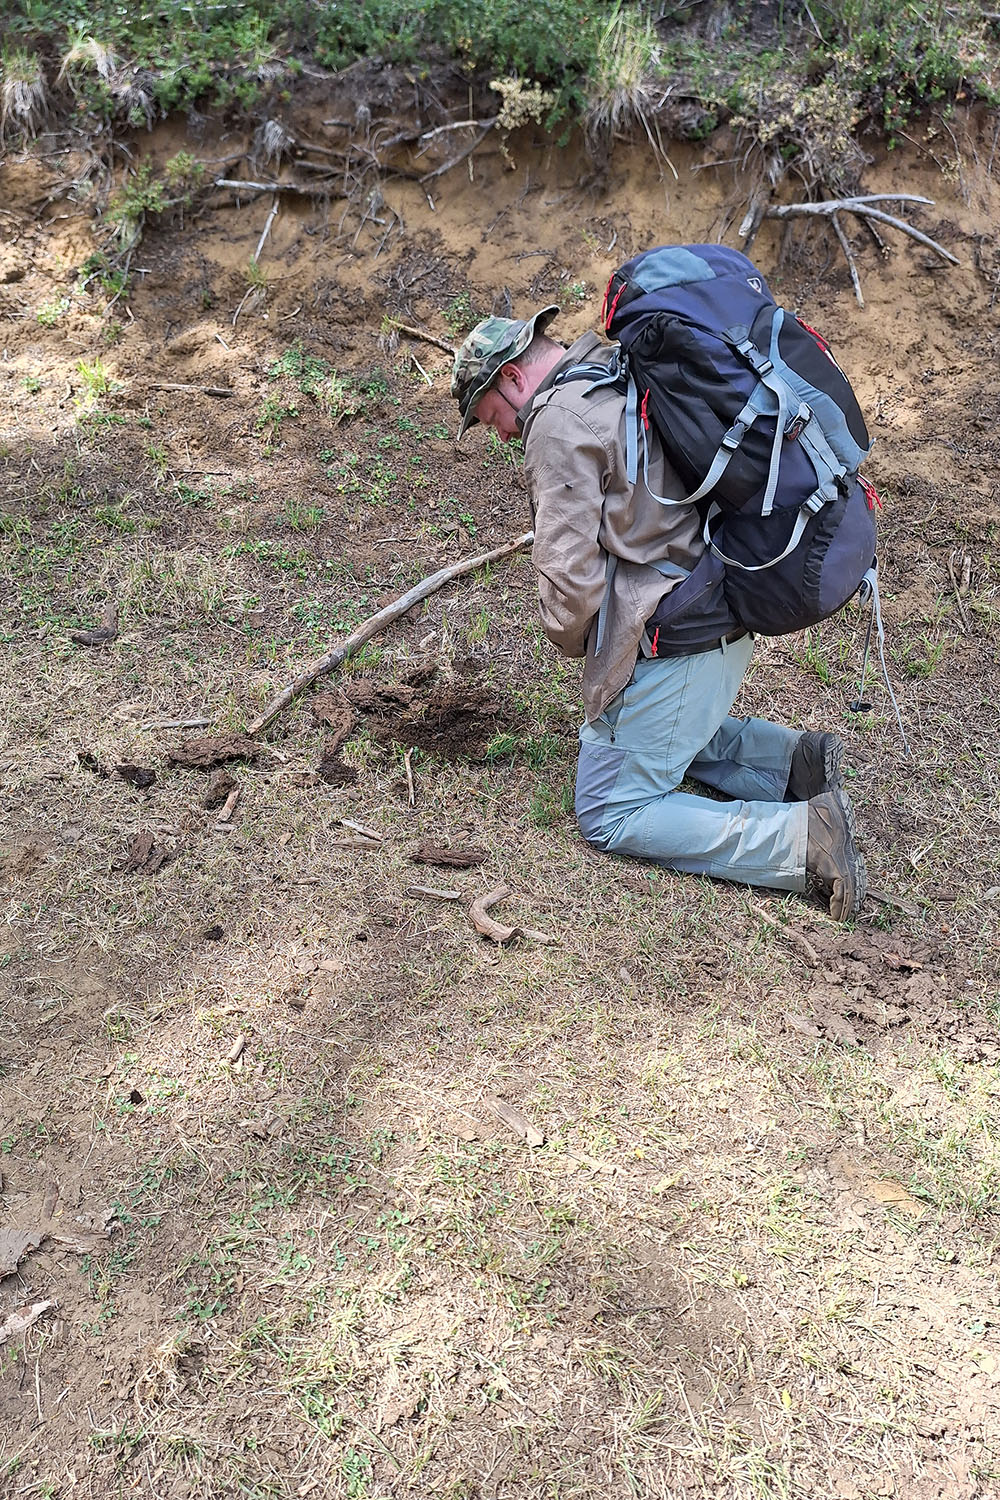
[499,361,525,392]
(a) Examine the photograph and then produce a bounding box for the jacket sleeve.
[523,408,613,659]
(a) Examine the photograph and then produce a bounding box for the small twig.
[141,716,211,731]
[339,818,382,841]
[385,318,455,354]
[231,286,258,328]
[867,886,920,918]
[215,788,241,824]
[254,194,279,262]
[149,382,232,397]
[755,906,819,966]
[403,747,416,807]
[830,212,864,307]
[419,119,497,183]
[246,532,533,734]
[406,885,462,902]
[213,177,345,200]
[947,553,973,635]
[226,1034,246,1063]
[418,118,491,146]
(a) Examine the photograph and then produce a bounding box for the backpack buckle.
[721,418,747,451]
[785,403,812,441]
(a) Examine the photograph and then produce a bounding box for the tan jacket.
[520,332,706,722]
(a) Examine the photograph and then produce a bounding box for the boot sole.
[822,737,844,796]
[830,788,867,920]
[791,733,844,800]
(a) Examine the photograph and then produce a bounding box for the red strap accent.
[650,626,659,656]
[600,275,614,327]
[640,389,650,430]
[796,316,830,352]
[859,475,882,510]
[604,283,625,334]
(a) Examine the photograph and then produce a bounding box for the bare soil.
[1,89,999,1500]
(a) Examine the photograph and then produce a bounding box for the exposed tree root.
[753,193,960,304]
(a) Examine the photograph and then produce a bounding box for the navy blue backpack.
[590,243,878,638]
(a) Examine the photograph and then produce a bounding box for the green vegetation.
[3,3,995,186]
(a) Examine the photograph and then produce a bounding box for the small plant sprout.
[246,256,270,290]
[75,358,120,408]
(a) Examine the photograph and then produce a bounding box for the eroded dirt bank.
[1,94,999,1500]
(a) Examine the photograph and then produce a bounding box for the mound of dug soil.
[344,663,505,758]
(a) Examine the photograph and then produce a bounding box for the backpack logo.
[746,276,763,294]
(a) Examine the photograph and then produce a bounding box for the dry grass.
[1,48,47,141]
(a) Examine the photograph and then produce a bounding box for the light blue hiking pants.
[576,636,808,891]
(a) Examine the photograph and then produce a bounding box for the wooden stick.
[469,885,557,946]
[339,818,382,841]
[406,885,462,901]
[254,194,279,262]
[246,533,533,734]
[385,318,455,355]
[419,118,495,145]
[830,211,864,307]
[755,905,819,967]
[764,196,959,265]
[214,177,344,199]
[947,553,973,636]
[141,716,211,731]
[215,787,241,824]
[419,120,497,183]
[149,382,232,397]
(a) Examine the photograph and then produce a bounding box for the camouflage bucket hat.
[451,305,560,438]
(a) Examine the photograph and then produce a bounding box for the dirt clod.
[169,735,259,770]
[122,831,173,875]
[70,603,119,647]
[202,769,237,808]
[347,670,503,759]
[116,764,156,790]
[310,691,356,752]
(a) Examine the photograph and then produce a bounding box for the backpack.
[575,243,879,639]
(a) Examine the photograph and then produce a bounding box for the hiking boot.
[806,789,867,922]
[788,731,844,801]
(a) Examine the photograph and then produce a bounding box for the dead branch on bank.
[752,193,960,305]
[418,117,498,182]
[384,318,455,355]
[212,177,348,200]
[246,532,534,735]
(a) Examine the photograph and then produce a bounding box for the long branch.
[764,196,959,264]
[246,532,534,735]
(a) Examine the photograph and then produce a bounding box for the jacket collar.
[515,331,609,433]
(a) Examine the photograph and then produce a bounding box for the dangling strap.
[625,376,640,494]
[702,492,825,573]
[633,382,777,509]
[852,565,911,754]
[733,320,817,517]
[592,552,618,658]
